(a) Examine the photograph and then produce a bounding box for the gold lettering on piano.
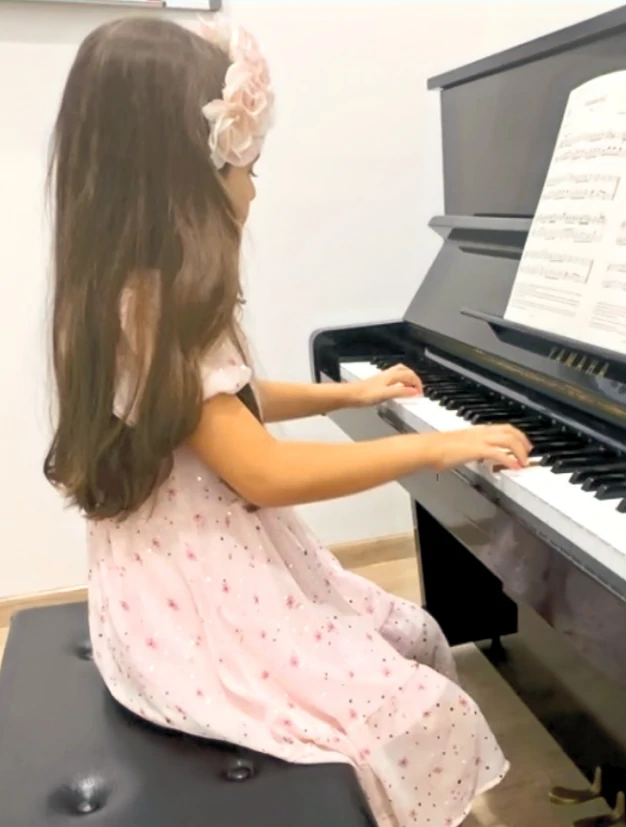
[545,347,610,377]
[468,347,626,421]
[565,352,577,367]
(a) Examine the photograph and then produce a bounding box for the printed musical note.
[542,173,620,202]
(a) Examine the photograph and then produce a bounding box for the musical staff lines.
[542,173,619,202]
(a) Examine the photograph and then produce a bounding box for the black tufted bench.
[0,602,376,827]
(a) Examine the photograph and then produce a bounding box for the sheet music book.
[504,71,626,357]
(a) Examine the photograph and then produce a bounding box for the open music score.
[505,72,626,357]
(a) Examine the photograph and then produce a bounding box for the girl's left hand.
[350,364,423,407]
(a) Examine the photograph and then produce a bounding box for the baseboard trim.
[0,533,415,628]
[0,585,87,628]
[331,532,416,569]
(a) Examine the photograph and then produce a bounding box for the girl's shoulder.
[199,337,252,400]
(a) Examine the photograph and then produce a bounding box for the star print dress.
[88,339,509,827]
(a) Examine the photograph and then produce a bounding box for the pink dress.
[88,340,509,827]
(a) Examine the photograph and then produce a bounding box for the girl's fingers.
[384,364,422,390]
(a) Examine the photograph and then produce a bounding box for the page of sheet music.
[504,71,626,357]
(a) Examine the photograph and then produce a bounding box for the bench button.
[223,758,256,782]
[50,776,109,815]
[75,639,94,661]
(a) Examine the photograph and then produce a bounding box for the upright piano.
[311,5,626,820]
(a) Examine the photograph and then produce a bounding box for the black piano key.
[519,421,557,430]
[551,454,613,474]
[581,473,626,492]
[426,392,459,403]
[463,405,515,417]
[428,389,468,402]
[463,402,516,413]
[372,356,404,368]
[443,399,482,410]
[470,404,519,421]
[440,389,486,397]
[439,394,485,407]
[571,461,626,485]
[531,438,582,450]
[531,443,582,459]
[532,443,585,456]
[428,384,467,393]
[458,399,507,409]
[539,440,593,452]
[457,404,489,416]
[470,412,523,424]
[539,446,601,465]
[528,433,580,445]
[618,499,626,513]
[424,384,453,392]
[595,483,626,501]
[521,426,565,437]
[441,391,485,398]
[532,443,584,459]
[425,382,464,393]
[442,395,490,408]
[474,403,517,412]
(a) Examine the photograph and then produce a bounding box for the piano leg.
[413,502,518,647]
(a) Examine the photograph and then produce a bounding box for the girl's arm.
[257,364,423,422]
[256,380,358,421]
[187,394,531,509]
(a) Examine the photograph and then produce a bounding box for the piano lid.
[403,9,626,435]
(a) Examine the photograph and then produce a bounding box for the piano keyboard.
[339,357,626,585]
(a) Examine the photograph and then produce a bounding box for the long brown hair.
[44,17,243,520]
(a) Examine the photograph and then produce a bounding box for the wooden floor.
[0,538,611,826]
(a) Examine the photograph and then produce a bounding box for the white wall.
[0,0,621,598]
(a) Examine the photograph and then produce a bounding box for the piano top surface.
[427,4,626,91]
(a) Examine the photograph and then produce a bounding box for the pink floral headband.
[198,16,275,170]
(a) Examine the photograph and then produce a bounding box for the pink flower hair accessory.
[198,16,275,170]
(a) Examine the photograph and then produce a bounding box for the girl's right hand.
[428,424,532,471]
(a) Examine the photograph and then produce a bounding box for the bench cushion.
[0,602,375,827]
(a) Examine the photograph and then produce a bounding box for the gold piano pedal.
[572,791,625,827]
[550,768,603,806]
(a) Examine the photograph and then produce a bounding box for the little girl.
[45,16,531,827]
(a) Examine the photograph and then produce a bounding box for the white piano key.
[341,362,379,382]
[339,360,626,584]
